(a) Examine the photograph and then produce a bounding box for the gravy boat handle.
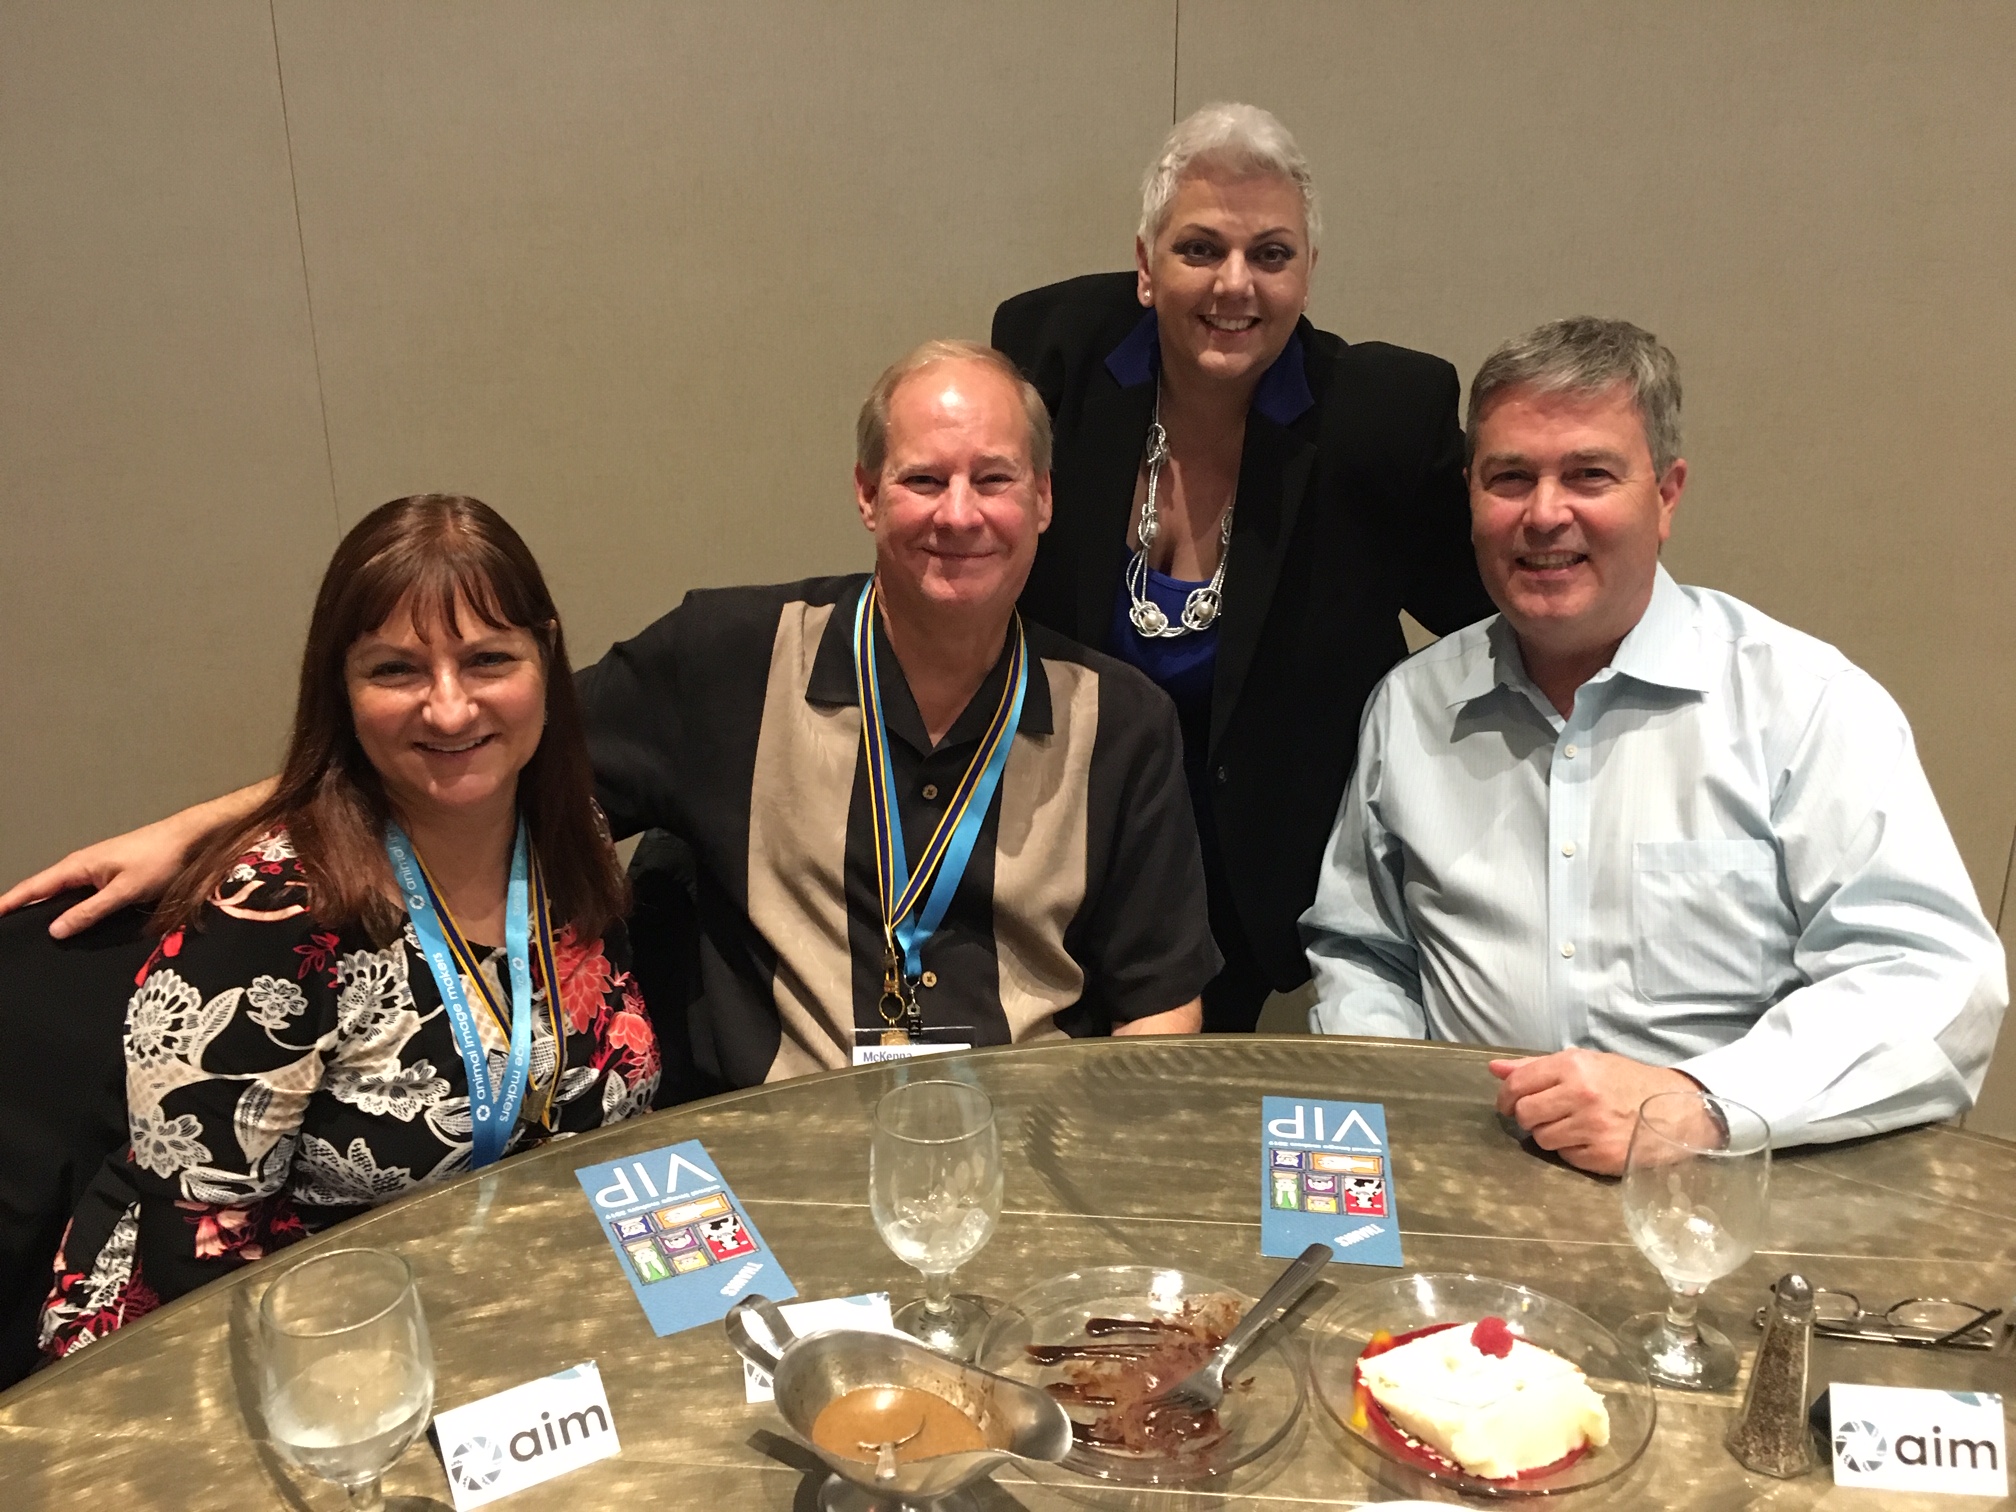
[725,1294,798,1375]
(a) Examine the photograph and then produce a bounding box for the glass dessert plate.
[978,1264,1304,1486]
[1311,1273,1657,1499]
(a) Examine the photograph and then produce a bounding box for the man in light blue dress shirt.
[1302,317,2006,1174]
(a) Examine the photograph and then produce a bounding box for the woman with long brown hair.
[39,495,658,1357]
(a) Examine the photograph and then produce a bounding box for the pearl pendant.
[1182,587,1222,630]
[1130,599,1171,636]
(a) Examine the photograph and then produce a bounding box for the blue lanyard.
[384,820,535,1169]
[852,580,1028,986]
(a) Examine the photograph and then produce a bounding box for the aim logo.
[1837,1415,2001,1476]
[1834,1419,1888,1473]
[433,1362,622,1504]
[447,1433,507,1492]
[450,1403,614,1480]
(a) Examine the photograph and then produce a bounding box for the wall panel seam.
[1997,824,2014,935]
[268,0,342,542]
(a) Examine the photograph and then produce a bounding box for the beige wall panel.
[1178,0,2016,913]
[10,1,2006,1125]
[269,0,1175,669]
[0,2,336,883]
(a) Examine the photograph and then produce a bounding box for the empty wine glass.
[258,1248,435,1510]
[870,1078,1003,1361]
[1619,1089,1771,1390]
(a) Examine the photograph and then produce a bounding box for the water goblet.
[1619,1089,1771,1390]
[870,1078,1003,1361]
[258,1247,436,1510]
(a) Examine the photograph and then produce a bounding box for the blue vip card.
[575,1139,796,1336]
[1260,1097,1403,1267]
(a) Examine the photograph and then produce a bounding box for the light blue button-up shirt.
[1302,566,2006,1147]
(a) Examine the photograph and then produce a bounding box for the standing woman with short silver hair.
[995,103,1493,1033]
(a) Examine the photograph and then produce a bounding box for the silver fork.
[1152,1243,1334,1414]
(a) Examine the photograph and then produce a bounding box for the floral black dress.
[39,830,659,1358]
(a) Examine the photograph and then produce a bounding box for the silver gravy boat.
[726,1294,1072,1512]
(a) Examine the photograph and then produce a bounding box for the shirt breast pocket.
[1632,838,1779,1002]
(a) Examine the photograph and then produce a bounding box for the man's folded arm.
[1676,669,2007,1147]
[1301,704,1431,1040]
[576,598,703,844]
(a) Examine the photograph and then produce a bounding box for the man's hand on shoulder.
[0,817,196,937]
[0,779,275,938]
[1489,1049,1703,1176]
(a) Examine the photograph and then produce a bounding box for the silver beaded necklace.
[1126,388,1233,639]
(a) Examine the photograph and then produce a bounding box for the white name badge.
[1829,1382,2007,1498]
[850,1027,973,1066]
[434,1361,620,1510]
[852,1041,972,1066]
[740,1293,900,1402]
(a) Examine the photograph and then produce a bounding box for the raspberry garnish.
[1471,1316,1515,1358]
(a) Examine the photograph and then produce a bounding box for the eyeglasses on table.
[1751,1289,2006,1350]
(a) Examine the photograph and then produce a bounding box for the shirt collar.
[1103,309,1315,426]
[1449,565,1708,708]
[1449,621,1515,706]
[806,576,1054,746]
[1607,565,1710,693]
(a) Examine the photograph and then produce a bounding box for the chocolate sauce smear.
[1086,1317,1190,1337]
[1025,1297,1244,1459]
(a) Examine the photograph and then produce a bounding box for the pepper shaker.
[1725,1272,1821,1477]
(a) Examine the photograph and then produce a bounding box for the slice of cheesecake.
[1356,1318,1610,1479]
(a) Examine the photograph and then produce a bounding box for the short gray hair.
[856,340,1053,478]
[1467,317,1683,475]
[1138,102,1320,249]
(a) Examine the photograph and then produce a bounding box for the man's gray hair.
[1467,317,1684,475]
[1138,102,1320,250]
[856,339,1053,478]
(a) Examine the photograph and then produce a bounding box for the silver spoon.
[859,1413,925,1481]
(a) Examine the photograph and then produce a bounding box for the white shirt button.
[1563,743,1579,759]
[1561,840,1577,857]
[1560,941,1576,958]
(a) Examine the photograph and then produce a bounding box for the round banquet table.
[4,1035,2013,1510]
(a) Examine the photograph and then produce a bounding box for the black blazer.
[993,272,1493,989]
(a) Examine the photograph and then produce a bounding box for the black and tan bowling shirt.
[578,574,1219,1088]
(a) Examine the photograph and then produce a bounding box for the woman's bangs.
[359,541,526,648]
